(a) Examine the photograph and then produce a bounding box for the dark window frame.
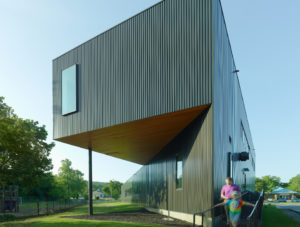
[176,154,183,190]
[61,64,78,116]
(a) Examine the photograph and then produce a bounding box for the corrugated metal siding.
[121,0,256,219]
[53,0,213,140]
[121,107,213,214]
[212,0,255,204]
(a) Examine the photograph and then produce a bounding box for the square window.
[62,64,78,115]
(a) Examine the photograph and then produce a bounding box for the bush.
[0,214,16,222]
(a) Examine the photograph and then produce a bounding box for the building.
[52,0,255,225]
[92,189,105,200]
[269,187,298,200]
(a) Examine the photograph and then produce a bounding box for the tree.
[255,178,266,192]
[57,159,86,199]
[279,182,289,188]
[0,97,54,195]
[102,180,122,200]
[92,182,107,191]
[102,185,111,197]
[255,175,281,193]
[288,174,300,192]
[27,173,56,199]
[110,180,122,200]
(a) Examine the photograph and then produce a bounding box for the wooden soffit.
[56,104,210,164]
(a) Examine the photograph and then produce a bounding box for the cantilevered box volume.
[53,0,255,225]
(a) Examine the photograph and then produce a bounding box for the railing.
[193,191,251,227]
[193,206,215,227]
[246,190,264,227]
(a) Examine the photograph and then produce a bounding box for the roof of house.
[270,187,298,194]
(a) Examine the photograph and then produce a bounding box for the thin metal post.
[227,152,232,177]
[47,201,49,215]
[88,147,93,215]
[193,214,195,227]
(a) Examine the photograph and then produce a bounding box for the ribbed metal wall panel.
[121,107,213,214]
[53,0,213,140]
[121,0,256,221]
[212,0,255,204]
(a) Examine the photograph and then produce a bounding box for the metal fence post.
[46,201,49,215]
[37,201,39,216]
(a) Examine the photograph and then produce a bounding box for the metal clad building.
[53,0,255,225]
[53,0,213,141]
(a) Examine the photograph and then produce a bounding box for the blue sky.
[0,0,299,183]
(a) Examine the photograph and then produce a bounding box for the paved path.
[275,203,300,213]
[282,210,300,223]
[275,203,300,223]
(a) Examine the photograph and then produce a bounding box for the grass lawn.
[262,204,300,227]
[0,202,174,227]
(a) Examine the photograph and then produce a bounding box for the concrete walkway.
[275,202,300,213]
[276,203,300,223]
[282,210,300,223]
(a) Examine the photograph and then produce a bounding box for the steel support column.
[88,147,93,215]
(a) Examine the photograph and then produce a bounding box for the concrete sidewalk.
[282,210,300,223]
[276,203,300,223]
[275,203,300,213]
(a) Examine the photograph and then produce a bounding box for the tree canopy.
[57,159,86,199]
[255,175,281,193]
[255,174,300,194]
[288,174,300,192]
[102,180,122,200]
[0,97,54,196]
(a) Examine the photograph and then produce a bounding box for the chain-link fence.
[1,198,87,217]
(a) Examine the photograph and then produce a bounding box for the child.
[215,191,254,227]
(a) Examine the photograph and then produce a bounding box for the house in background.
[52,0,255,226]
[92,189,105,199]
[269,187,298,200]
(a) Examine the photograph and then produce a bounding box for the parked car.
[278,198,287,202]
[292,198,300,202]
[267,198,273,202]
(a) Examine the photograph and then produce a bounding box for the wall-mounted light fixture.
[232,152,249,161]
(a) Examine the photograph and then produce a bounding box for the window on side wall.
[62,64,78,115]
[176,154,183,189]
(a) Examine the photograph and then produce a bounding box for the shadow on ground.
[63,208,191,227]
[1,221,172,227]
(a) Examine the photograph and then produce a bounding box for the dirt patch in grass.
[62,208,192,226]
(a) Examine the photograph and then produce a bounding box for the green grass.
[262,204,300,227]
[0,202,174,227]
